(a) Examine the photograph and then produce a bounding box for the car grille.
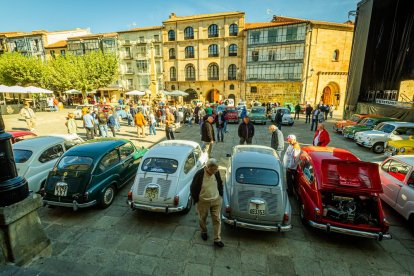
[238,190,255,212]
[137,177,153,195]
[157,178,172,198]
[260,191,278,214]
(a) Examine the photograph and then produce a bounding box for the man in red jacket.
[313,123,330,146]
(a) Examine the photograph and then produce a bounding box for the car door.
[394,168,414,217]
[119,142,137,184]
[177,152,196,203]
[91,149,121,190]
[380,159,410,207]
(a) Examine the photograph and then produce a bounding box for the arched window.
[171,85,176,90]
[208,24,219,37]
[185,64,196,81]
[185,46,194,58]
[228,64,237,80]
[333,49,339,61]
[170,67,177,81]
[169,48,176,59]
[208,44,219,57]
[208,63,219,80]
[229,84,235,90]
[184,27,194,40]
[229,44,238,56]
[168,30,175,41]
[229,24,238,36]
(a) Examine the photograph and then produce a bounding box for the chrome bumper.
[43,199,97,211]
[128,201,183,213]
[222,215,292,232]
[308,220,392,241]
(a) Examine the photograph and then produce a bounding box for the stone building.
[163,12,245,103]
[44,40,67,60]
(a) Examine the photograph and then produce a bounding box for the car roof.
[233,145,279,166]
[7,130,36,137]
[381,122,414,127]
[149,140,198,158]
[390,156,414,166]
[13,135,67,149]
[65,139,127,157]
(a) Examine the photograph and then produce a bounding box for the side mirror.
[226,153,231,158]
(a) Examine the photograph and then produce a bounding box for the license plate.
[145,187,159,201]
[249,203,265,216]
[54,182,68,196]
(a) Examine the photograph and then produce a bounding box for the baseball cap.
[286,134,296,141]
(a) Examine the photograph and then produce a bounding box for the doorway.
[207,89,220,103]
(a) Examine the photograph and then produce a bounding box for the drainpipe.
[303,23,313,104]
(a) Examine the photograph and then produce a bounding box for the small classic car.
[13,134,83,192]
[73,104,94,119]
[295,146,391,240]
[248,106,267,125]
[225,107,239,123]
[385,136,414,156]
[379,156,414,225]
[221,145,292,232]
[355,122,414,153]
[342,117,397,140]
[128,140,208,213]
[333,114,380,133]
[271,107,294,126]
[43,139,147,210]
[8,130,37,143]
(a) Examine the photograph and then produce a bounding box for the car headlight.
[400,147,405,153]
[366,137,371,142]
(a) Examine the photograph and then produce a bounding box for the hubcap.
[375,144,384,153]
[104,187,114,205]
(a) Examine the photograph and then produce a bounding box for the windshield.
[278,108,290,115]
[365,119,376,127]
[141,158,178,174]
[57,156,93,171]
[377,124,395,133]
[13,149,33,163]
[236,168,279,186]
[251,108,265,114]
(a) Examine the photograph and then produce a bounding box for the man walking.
[83,109,95,140]
[268,125,284,158]
[98,110,109,138]
[201,116,215,157]
[238,116,254,145]
[294,103,301,120]
[19,103,36,131]
[165,108,175,140]
[214,112,225,142]
[283,135,301,195]
[134,109,146,138]
[310,108,320,131]
[275,109,283,130]
[305,104,313,124]
[190,158,224,248]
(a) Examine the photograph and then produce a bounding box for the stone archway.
[321,82,340,106]
[184,88,198,103]
[207,89,220,103]
[228,94,236,100]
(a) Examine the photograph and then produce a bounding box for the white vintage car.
[74,104,93,119]
[13,134,84,192]
[128,140,208,213]
[271,107,294,126]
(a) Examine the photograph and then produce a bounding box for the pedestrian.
[283,134,301,195]
[65,112,77,134]
[83,109,95,140]
[205,104,213,116]
[165,108,175,140]
[190,158,224,248]
[240,106,247,119]
[310,108,320,131]
[294,103,301,120]
[107,110,116,137]
[201,116,215,157]
[268,125,284,158]
[19,103,36,131]
[222,107,228,133]
[275,109,283,130]
[324,105,330,121]
[214,112,225,142]
[313,123,330,147]
[318,108,325,124]
[53,97,59,112]
[113,107,121,132]
[47,97,54,112]
[238,116,254,145]
[305,104,313,124]
[148,110,157,135]
[134,109,147,138]
[98,110,109,137]
[91,108,100,137]
[329,105,334,118]
[194,105,200,125]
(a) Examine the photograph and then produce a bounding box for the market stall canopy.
[125,90,146,96]
[168,90,189,97]
[64,89,82,95]
[1,85,28,94]
[25,86,54,94]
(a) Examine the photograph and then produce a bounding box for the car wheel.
[372,142,385,154]
[299,202,308,226]
[182,195,192,214]
[100,184,115,208]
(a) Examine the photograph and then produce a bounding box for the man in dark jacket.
[238,116,254,144]
[190,158,224,247]
[268,125,284,157]
[214,112,226,142]
[201,116,215,157]
[275,109,283,130]
[294,103,301,120]
[305,104,313,124]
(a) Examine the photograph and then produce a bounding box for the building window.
[127,79,133,89]
[229,24,238,36]
[60,49,66,57]
[154,45,161,56]
[50,50,55,59]
[251,86,257,93]
[286,26,298,41]
[138,46,146,55]
[184,27,194,40]
[228,64,237,80]
[208,24,218,38]
[208,44,219,57]
[229,44,238,56]
[170,67,177,81]
[185,64,196,81]
[185,46,194,58]
[125,47,131,58]
[154,35,160,42]
[229,84,235,90]
[250,31,261,44]
[252,50,259,62]
[171,85,176,90]
[169,48,176,59]
[333,49,339,61]
[208,63,219,80]
[268,50,276,61]
[139,36,145,43]
[168,30,175,41]
[136,60,148,72]
[268,29,278,43]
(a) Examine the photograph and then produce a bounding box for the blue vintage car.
[43,139,147,210]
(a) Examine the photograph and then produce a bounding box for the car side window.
[119,142,135,160]
[39,144,64,163]
[194,147,201,161]
[98,149,120,173]
[183,153,196,174]
[381,160,392,172]
[385,160,410,182]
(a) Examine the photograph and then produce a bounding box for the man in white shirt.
[283,134,301,195]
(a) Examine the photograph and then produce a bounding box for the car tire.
[100,184,115,208]
[182,195,192,214]
[299,202,308,226]
[372,142,385,154]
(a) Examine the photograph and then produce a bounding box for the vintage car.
[271,107,294,126]
[385,136,414,156]
[43,139,147,210]
[379,156,414,225]
[13,134,84,192]
[128,140,208,213]
[295,146,391,240]
[355,122,414,154]
[248,106,267,125]
[222,145,292,232]
[74,104,94,119]
[8,130,37,143]
[333,114,380,133]
[342,117,397,140]
[94,104,112,113]
[225,107,239,123]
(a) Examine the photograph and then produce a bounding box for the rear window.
[236,168,279,186]
[57,156,93,171]
[279,109,290,115]
[13,149,33,163]
[141,158,178,174]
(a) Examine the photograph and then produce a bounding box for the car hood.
[388,139,414,147]
[320,159,382,193]
[357,130,388,137]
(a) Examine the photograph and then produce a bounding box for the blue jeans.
[310,119,318,131]
[149,123,156,135]
[223,121,228,133]
[115,119,120,131]
[99,124,108,137]
[216,127,224,142]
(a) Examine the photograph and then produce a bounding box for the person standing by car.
[310,108,320,131]
[165,108,175,140]
[65,112,77,135]
[275,109,283,130]
[283,134,301,195]
[313,123,330,147]
[83,109,95,140]
[92,108,100,137]
[268,125,284,158]
[294,103,301,120]
[107,110,116,137]
[305,104,313,124]
[214,112,225,142]
[19,103,36,131]
[190,158,224,248]
[134,109,147,138]
[238,116,254,145]
[202,116,215,157]
[148,110,157,136]
[98,110,109,138]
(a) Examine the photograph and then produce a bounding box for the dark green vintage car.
[342,117,397,140]
[43,139,147,210]
[249,106,267,125]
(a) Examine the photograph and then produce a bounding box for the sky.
[0,0,360,33]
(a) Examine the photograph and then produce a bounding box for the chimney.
[170,13,176,19]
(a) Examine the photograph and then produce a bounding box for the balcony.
[208,53,219,57]
[228,76,237,80]
[208,77,219,81]
[170,78,177,81]
[184,36,194,40]
[125,70,134,75]
[185,54,195,59]
[169,55,176,60]
[185,77,196,81]
[123,40,132,46]
[123,55,133,60]
[208,34,219,38]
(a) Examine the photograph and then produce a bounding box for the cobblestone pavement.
[2,110,414,276]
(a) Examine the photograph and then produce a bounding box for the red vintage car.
[295,146,391,240]
[8,130,37,143]
[94,104,112,113]
[225,106,239,123]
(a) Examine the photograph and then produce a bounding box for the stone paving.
[2,109,414,275]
